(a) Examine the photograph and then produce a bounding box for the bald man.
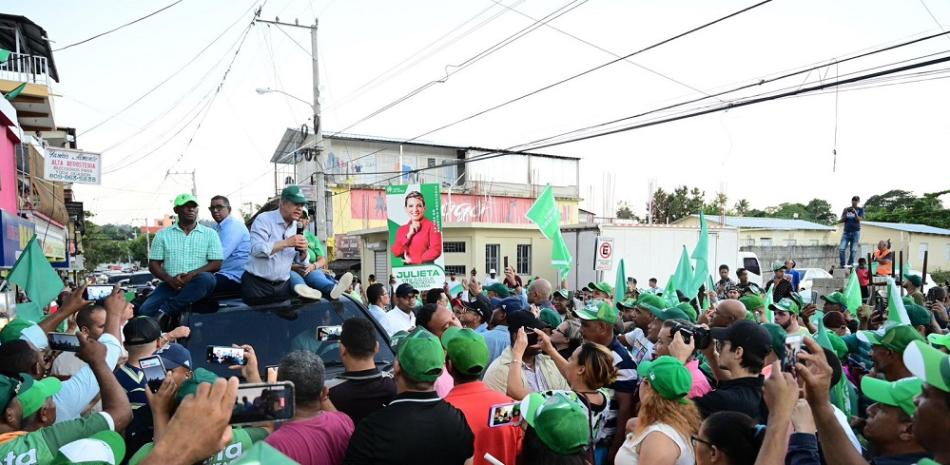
[527,279,563,327]
[708,299,747,328]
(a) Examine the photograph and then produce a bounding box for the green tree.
[127,233,154,265]
[705,192,729,215]
[81,212,130,271]
[733,199,751,216]
[864,190,950,229]
[616,201,637,220]
[804,198,836,224]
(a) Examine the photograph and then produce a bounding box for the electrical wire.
[54,0,185,52]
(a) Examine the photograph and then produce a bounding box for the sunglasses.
[690,435,714,449]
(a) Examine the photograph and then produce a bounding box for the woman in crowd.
[692,411,764,465]
[391,191,442,265]
[615,356,700,465]
[518,391,590,465]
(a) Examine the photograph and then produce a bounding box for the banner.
[44,147,101,185]
[386,183,445,290]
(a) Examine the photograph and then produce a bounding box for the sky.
[7,0,950,225]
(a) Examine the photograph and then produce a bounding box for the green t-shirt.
[129,426,268,465]
[0,412,112,465]
[304,231,325,263]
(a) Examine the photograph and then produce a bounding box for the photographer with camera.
[661,320,712,398]
[695,321,772,422]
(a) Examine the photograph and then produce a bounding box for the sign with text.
[594,237,614,271]
[386,183,445,290]
[44,148,101,185]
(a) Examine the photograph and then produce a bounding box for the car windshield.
[184,298,395,378]
[106,274,130,284]
[128,273,153,285]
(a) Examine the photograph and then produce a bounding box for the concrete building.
[674,215,837,247]
[856,222,950,272]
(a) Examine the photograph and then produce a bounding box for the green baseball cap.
[575,300,619,325]
[905,275,923,287]
[280,185,308,204]
[617,298,638,310]
[396,329,445,383]
[771,260,787,272]
[647,306,691,322]
[762,323,787,359]
[902,296,915,307]
[520,391,590,455]
[861,325,925,353]
[14,374,62,417]
[586,281,613,295]
[860,376,923,416]
[539,308,562,330]
[172,193,198,207]
[441,327,489,376]
[903,340,950,393]
[176,368,219,401]
[739,295,765,312]
[0,319,33,344]
[904,304,932,328]
[637,356,692,403]
[675,302,697,323]
[928,332,950,351]
[50,430,126,465]
[825,330,848,359]
[821,292,849,308]
[485,283,511,297]
[769,297,800,315]
[553,289,572,300]
[634,294,666,314]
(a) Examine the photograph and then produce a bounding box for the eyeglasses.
[690,435,714,449]
[208,205,228,211]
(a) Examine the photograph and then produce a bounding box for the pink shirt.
[435,368,454,398]
[686,359,712,399]
[265,411,354,465]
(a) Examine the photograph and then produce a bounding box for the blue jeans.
[139,272,216,317]
[839,230,860,267]
[288,270,337,295]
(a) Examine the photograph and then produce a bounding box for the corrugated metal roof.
[863,221,950,236]
[697,215,836,231]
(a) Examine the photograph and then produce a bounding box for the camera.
[669,322,712,350]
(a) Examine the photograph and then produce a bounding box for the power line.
[54,0,185,52]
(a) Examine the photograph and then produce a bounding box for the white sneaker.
[294,284,322,300]
[330,272,354,300]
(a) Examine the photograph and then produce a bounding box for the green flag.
[672,245,693,298]
[663,275,678,307]
[843,269,862,316]
[763,286,775,324]
[526,185,572,275]
[614,258,626,303]
[3,82,27,102]
[0,49,10,63]
[884,277,911,328]
[814,310,832,350]
[689,211,710,296]
[8,236,64,322]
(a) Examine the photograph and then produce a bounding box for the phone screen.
[488,401,521,427]
[316,326,343,342]
[206,346,247,366]
[231,382,295,425]
[48,333,80,352]
[782,335,804,374]
[84,285,113,301]
[140,355,166,393]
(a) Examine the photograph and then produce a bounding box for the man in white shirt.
[483,269,500,287]
[381,283,418,336]
[366,282,389,324]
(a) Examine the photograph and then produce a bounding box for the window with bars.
[444,241,466,253]
[517,244,531,275]
[445,265,466,275]
[485,244,500,274]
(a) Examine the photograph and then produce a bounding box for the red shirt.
[444,381,523,465]
[856,268,870,286]
[391,217,443,264]
[266,411,354,465]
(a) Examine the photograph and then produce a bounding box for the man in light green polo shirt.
[139,194,223,321]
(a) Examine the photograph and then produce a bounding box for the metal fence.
[0,52,50,85]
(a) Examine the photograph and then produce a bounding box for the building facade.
[856,222,950,272]
[674,215,837,247]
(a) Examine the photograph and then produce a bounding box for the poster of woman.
[386,183,445,290]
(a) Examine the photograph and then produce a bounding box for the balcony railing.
[0,52,50,86]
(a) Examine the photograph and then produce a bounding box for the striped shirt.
[599,337,638,444]
[115,363,153,457]
[149,223,223,276]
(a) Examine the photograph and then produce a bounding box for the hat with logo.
[769,297,801,315]
[637,356,692,404]
[1,373,63,418]
[903,340,950,393]
[485,283,512,297]
[50,430,126,465]
[861,376,922,416]
[173,193,198,208]
[575,300,619,325]
[761,323,787,360]
[905,274,923,287]
[711,320,773,360]
[0,319,34,344]
[928,332,950,351]
[177,368,219,401]
[904,304,932,328]
[396,328,445,383]
[553,289,572,301]
[739,295,765,312]
[157,343,193,371]
[771,260,787,272]
[520,391,590,455]
[394,283,419,297]
[441,327,489,376]
[492,296,526,313]
[586,281,613,295]
[123,316,161,345]
[861,325,925,353]
[280,185,308,204]
[616,298,637,310]
[461,298,492,323]
[634,293,666,314]
[821,292,849,308]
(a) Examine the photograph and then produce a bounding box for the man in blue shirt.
[209,195,250,296]
[839,195,864,268]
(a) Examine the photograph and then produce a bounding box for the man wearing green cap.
[765,261,793,301]
[242,185,323,305]
[140,193,223,321]
[929,333,950,354]
[586,281,614,302]
[903,275,926,306]
[772,297,810,338]
[864,325,925,381]
[519,391,591,461]
[619,294,662,365]
[902,340,950,465]
[443,328,523,465]
[344,329,474,465]
[860,377,930,464]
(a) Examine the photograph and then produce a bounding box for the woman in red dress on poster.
[391,191,443,265]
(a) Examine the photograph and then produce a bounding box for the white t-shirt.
[615,423,694,465]
[623,328,654,365]
[484,276,500,286]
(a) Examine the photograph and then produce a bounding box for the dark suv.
[178,296,394,379]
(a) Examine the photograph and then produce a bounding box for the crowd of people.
[1,190,950,465]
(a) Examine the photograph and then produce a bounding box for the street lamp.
[255,87,314,110]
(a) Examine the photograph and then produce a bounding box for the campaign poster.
[386,183,445,290]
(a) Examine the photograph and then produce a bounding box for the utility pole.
[166,170,197,197]
[256,17,327,242]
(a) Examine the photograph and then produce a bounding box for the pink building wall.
[0,125,20,214]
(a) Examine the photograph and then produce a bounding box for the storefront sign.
[351,189,575,225]
[334,234,361,259]
[44,148,101,185]
[0,210,35,268]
